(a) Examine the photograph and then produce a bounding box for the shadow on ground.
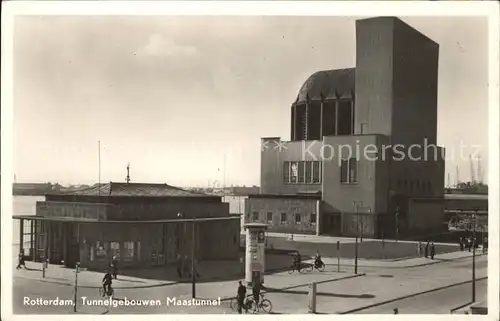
[92,251,310,284]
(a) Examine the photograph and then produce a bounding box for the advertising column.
[244,223,267,286]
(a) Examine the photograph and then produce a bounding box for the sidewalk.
[305,249,487,269]
[14,253,292,289]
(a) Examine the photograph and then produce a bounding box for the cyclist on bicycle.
[314,251,324,269]
[293,251,302,272]
[102,269,113,297]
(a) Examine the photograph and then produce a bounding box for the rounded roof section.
[296,68,355,103]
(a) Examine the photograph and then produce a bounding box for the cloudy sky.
[12,15,489,187]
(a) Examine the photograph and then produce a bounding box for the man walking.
[111,255,118,280]
[237,280,247,314]
[16,250,27,270]
[424,241,429,258]
[430,242,436,260]
[416,242,422,257]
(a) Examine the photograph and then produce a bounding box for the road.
[11,255,488,315]
[356,279,487,314]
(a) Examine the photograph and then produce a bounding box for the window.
[310,213,317,225]
[123,241,135,261]
[110,241,120,260]
[267,212,273,224]
[341,158,358,183]
[94,241,108,261]
[252,211,259,221]
[290,162,298,183]
[281,213,287,224]
[312,161,321,183]
[295,214,301,224]
[298,161,305,183]
[283,162,290,183]
[305,161,312,183]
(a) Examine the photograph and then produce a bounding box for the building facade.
[14,182,240,270]
[246,17,446,238]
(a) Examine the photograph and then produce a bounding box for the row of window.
[252,211,317,225]
[283,159,359,184]
[90,241,139,262]
[283,161,322,184]
[397,179,433,194]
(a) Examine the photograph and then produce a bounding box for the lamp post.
[353,202,361,274]
[472,210,477,303]
[178,213,196,299]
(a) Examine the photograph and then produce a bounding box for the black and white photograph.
[2,1,499,317]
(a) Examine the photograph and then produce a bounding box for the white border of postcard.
[1,1,499,321]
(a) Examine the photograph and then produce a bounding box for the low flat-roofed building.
[13,182,240,270]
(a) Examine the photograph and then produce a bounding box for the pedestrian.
[467,237,472,252]
[483,237,488,253]
[111,256,118,280]
[459,237,464,251]
[430,242,436,260]
[393,308,399,314]
[424,241,429,258]
[416,242,422,257]
[183,255,191,277]
[237,280,247,314]
[176,254,183,278]
[239,255,245,274]
[194,258,201,278]
[16,250,27,270]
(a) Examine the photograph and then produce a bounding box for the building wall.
[260,137,323,194]
[355,17,439,148]
[407,199,445,235]
[355,17,394,137]
[108,200,229,220]
[77,219,240,270]
[37,201,111,220]
[245,197,320,234]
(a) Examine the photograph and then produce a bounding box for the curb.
[339,276,488,314]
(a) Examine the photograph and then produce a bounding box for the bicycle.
[98,285,114,297]
[304,261,325,272]
[230,293,272,313]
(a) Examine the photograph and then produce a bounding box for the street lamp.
[178,212,196,299]
[472,209,477,303]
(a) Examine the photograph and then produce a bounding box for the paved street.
[356,279,487,314]
[12,253,487,314]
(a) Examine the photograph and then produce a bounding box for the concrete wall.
[245,197,320,234]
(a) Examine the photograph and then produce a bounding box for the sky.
[12,15,489,187]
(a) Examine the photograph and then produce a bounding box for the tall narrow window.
[123,241,135,261]
[281,213,287,224]
[298,161,305,183]
[310,213,317,226]
[305,161,312,183]
[312,161,321,183]
[295,214,301,224]
[290,162,298,183]
[252,211,259,221]
[341,158,358,183]
[283,162,290,183]
[267,212,273,224]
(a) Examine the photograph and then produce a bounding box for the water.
[11,195,246,243]
[12,195,43,244]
